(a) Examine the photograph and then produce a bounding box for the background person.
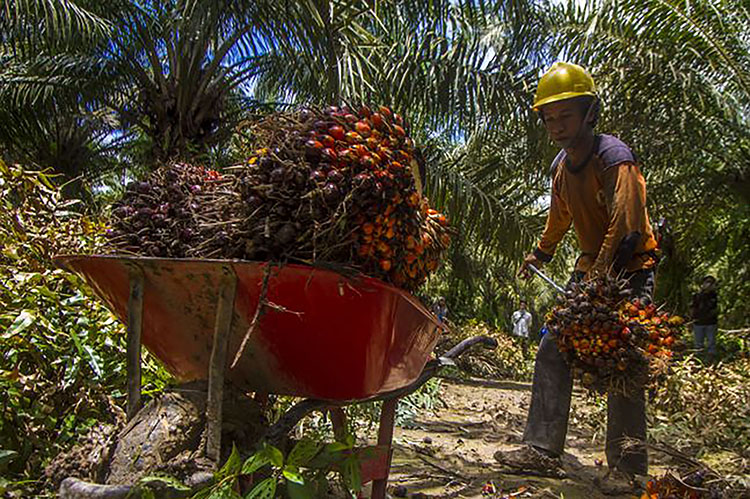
[512,300,533,339]
[432,296,448,326]
[690,275,719,361]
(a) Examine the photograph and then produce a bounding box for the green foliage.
[0,161,172,493]
[197,438,362,499]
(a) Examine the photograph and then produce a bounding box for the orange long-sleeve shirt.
[534,134,658,274]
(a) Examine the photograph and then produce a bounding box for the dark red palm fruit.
[329,125,345,141]
[321,148,337,161]
[371,113,385,130]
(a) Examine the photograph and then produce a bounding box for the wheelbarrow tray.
[55,255,440,401]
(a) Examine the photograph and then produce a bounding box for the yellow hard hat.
[532,62,596,111]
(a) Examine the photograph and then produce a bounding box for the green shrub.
[0,162,171,494]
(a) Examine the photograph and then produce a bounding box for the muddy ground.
[368,376,672,499]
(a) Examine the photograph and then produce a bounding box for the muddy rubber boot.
[493,445,566,478]
[594,468,645,496]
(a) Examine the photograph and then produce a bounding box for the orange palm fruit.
[345,131,362,144]
[355,121,372,137]
[379,259,392,271]
[407,192,420,207]
[321,135,335,148]
[357,244,372,257]
[362,222,374,235]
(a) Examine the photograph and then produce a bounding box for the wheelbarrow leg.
[330,407,348,442]
[205,265,238,464]
[371,398,397,499]
[126,266,144,421]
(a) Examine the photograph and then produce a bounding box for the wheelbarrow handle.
[527,263,566,295]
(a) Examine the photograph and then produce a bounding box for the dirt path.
[378,376,664,499]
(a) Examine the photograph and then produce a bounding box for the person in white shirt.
[512,300,533,338]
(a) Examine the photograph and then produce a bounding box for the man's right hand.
[517,253,543,279]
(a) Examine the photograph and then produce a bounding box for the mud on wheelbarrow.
[54,255,496,498]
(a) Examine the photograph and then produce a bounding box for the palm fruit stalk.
[545,274,684,394]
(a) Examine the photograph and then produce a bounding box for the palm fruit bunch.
[209,105,452,291]
[546,275,684,394]
[106,163,230,257]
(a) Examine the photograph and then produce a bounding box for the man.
[512,300,533,339]
[690,276,718,361]
[494,62,659,492]
[432,296,448,326]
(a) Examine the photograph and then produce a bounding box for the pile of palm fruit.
[546,275,684,394]
[106,105,452,291]
[642,471,710,499]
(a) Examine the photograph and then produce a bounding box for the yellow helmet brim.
[532,90,596,111]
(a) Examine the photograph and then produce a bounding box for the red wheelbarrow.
[55,255,495,498]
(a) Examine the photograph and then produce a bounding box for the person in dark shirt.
[690,276,719,360]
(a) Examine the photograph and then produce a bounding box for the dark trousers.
[522,269,654,475]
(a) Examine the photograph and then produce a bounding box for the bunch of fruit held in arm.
[106,105,452,292]
[545,275,684,394]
